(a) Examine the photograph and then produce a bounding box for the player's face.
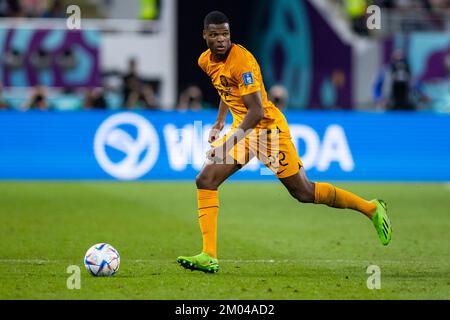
[203,23,231,59]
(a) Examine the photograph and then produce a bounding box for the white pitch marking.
[0,259,57,264]
[0,258,440,265]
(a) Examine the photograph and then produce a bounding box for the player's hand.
[208,122,224,144]
[206,145,222,163]
[206,144,230,164]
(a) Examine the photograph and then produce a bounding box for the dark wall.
[177,0,256,107]
[177,0,353,110]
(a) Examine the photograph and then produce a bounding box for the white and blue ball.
[84,243,120,276]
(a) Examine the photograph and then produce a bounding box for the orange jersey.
[198,43,289,132]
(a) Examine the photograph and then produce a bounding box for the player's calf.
[279,170,315,204]
[288,185,315,203]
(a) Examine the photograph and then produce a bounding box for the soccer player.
[177,11,392,273]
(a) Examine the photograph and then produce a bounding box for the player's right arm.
[208,99,229,143]
[198,50,226,143]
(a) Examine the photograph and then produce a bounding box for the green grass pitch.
[0,181,449,299]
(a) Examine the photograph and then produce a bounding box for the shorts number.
[279,151,288,167]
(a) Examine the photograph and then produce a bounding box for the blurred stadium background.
[0,0,449,300]
[0,0,450,113]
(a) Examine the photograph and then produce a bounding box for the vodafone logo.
[94,113,159,180]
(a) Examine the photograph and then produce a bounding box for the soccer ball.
[84,243,120,276]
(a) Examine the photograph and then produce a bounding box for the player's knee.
[195,174,208,189]
[195,173,217,190]
[290,182,315,203]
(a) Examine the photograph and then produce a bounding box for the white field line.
[0,258,438,265]
[0,259,60,264]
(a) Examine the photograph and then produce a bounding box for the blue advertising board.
[0,111,449,181]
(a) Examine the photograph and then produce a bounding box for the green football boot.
[176,252,219,273]
[371,199,392,246]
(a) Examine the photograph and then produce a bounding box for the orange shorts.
[212,128,303,179]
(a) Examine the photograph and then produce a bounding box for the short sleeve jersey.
[198,44,289,131]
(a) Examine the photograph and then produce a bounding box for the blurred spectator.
[42,0,65,18]
[140,0,161,20]
[30,48,51,70]
[395,0,417,9]
[375,0,395,8]
[429,0,450,10]
[0,0,73,18]
[22,85,49,110]
[21,0,47,17]
[0,0,25,17]
[55,87,83,111]
[122,57,141,108]
[374,0,430,9]
[141,83,158,109]
[0,82,9,110]
[84,87,108,110]
[122,58,159,109]
[344,0,369,36]
[0,1,6,16]
[177,85,204,111]
[388,49,414,110]
[56,48,77,70]
[125,82,159,109]
[331,70,347,109]
[3,48,24,69]
[374,49,415,111]
[371,0,450,31]
[269,84,289,110]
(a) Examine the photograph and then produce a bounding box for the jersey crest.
[242,72,254,86]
